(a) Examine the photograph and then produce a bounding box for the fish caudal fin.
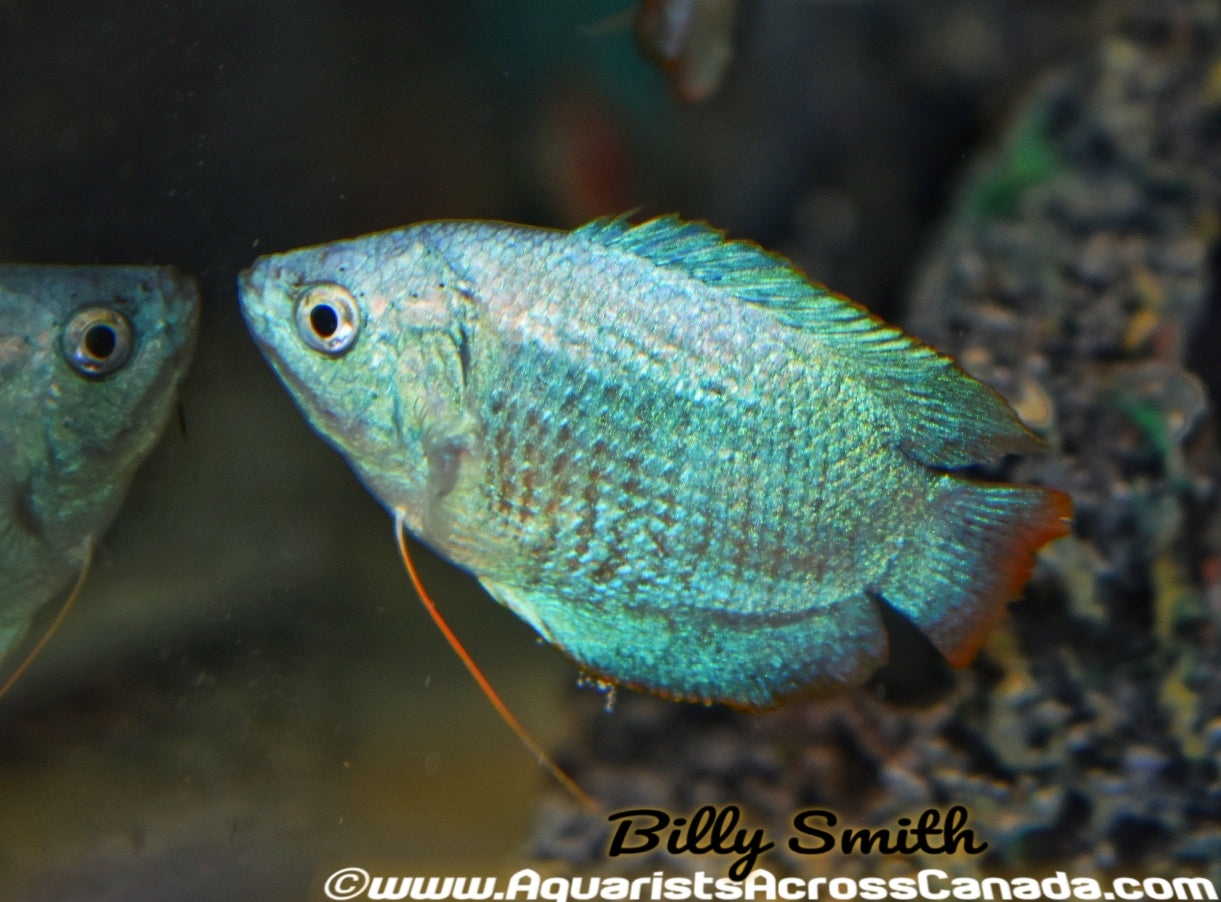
[393,511,600,814]
[878,480,1071,667]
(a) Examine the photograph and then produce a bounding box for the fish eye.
[295,282,359,356]
[62,306,134,378]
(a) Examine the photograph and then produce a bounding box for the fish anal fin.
[482,572,890,710]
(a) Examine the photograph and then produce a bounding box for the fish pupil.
[84,324,117,360]
[310,304,339,339]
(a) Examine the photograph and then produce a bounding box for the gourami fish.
[0,266,199,666]
[238,215,1070,711]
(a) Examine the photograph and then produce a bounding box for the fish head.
[238,228,477,525]
[1,264,200,552]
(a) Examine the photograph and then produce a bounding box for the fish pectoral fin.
[479,578,557,644]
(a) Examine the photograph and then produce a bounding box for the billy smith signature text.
[606,805,987,880]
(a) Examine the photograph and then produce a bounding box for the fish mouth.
[166,267,202,368]
[236,263,278,351]
[235,264,264,322]
[235,262,329,416]
[236,265,258,301]
[236,262,295,385]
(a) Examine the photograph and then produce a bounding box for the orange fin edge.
[942,486,1073,669]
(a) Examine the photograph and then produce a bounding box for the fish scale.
[498,344,740,599]
[470,286,906,660]
[239,214,1071,708]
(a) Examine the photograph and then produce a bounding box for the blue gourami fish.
[0,266,199,663]
[238,215,1070,709]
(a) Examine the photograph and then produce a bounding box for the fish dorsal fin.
[576,214,1040,468]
